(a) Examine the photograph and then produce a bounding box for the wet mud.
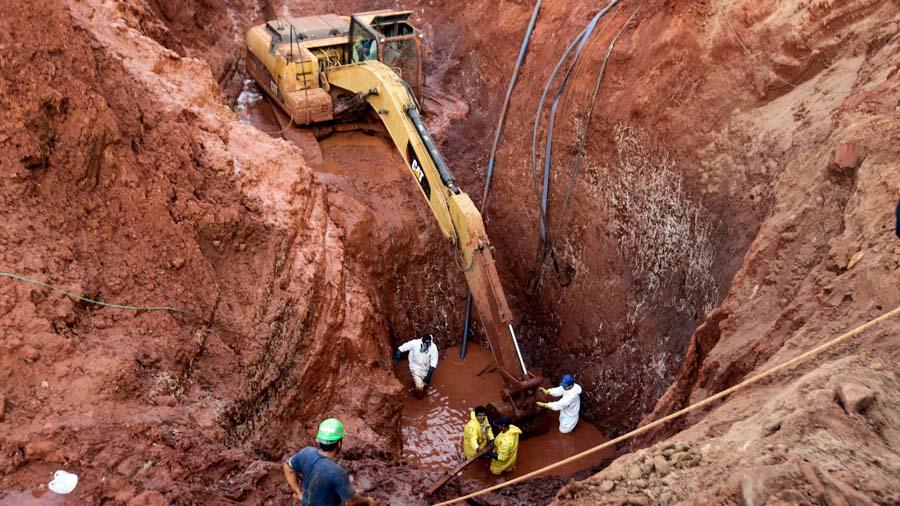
[4,0,898,504]
[0,489,66,506]
[397,344,609,485]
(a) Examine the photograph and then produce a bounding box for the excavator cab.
[349,11,424,103]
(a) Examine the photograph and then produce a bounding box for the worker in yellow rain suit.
[488,417,522,475]
[463,406,494,459]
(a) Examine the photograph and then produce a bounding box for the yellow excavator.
[245,10,543,425]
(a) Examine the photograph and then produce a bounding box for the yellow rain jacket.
[463,412,494,459]
[489,425,522,475]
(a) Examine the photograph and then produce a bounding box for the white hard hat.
[48,470,78,494]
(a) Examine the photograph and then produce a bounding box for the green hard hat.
[316,418,345,443]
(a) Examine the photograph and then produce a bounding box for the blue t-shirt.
[288,447,355,506]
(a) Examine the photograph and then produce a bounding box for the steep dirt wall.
[253,0,732,436]
[639,0,900,437]
[0,0,420,502]
[363,0,759,434]
[555,0,900,503]
[2,0,897,504]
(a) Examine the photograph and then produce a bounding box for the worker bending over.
[537,374,582,433]
[462,405,494,459]
[488,417,521,475]
[394,333,438,398]
[283,418,374,505]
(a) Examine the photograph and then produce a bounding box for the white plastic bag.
[48,470,78,494]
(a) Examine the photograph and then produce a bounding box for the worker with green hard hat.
[283,418,375,505]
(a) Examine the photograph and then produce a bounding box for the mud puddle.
[396,344,610,485]
[238,80,406,199]
[0,489,67,505]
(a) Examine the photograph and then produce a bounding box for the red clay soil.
[0,0,428,503]
[2,0,899,504]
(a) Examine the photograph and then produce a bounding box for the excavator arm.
[325,62,536,390]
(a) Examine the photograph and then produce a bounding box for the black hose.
[406,105,460,194]
[481,0,544,216]
[533,7,641,290]
[464,0,544,360]
[535,0,621,243]
[460,295,473,359]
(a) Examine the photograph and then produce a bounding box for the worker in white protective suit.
[393,333,438,398]
[536,374,582,433]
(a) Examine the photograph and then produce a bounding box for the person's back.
[489,423,522,475]
[288,447,355,506]
[284,418,373,506]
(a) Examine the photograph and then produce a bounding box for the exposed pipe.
[509,324,528,377]
[480,0,544,216]
[537,0,620,243]
[463,0,543,359]
[459,295,473,358]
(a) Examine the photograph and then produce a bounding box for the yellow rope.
[434,305,900,505]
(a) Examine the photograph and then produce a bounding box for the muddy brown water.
[0,488,67,505]
[396,344,610,484]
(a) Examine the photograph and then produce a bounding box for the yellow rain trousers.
[463,412,494,459]
[489,425,522,475]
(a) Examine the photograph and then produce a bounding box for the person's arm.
[429,347,438,368]
[547,386,564,397]
[464,424,479,450]
[283,462,302,500]
[398,340,413,353]
[547,391,575,411]
[336,470,374,505]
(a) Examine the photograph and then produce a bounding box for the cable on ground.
[434,304,900,505]
[719,4,897,96]
[0,271,184,312]
[0,270,292,360]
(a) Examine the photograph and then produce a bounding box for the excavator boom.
[244,14,545,419]
[324,62,531,385]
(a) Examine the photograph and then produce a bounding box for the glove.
[487,452,498,460]
[536,401,550,408]
[424,366,435,384]
[540,387,550,395]
[392,349,402,364]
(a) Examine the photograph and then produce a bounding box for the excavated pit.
[236,75,616,486]
[2,0,899,504]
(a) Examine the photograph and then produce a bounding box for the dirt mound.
[0,0,417,502]
[1,0,898,504]
[550,0,900,502]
